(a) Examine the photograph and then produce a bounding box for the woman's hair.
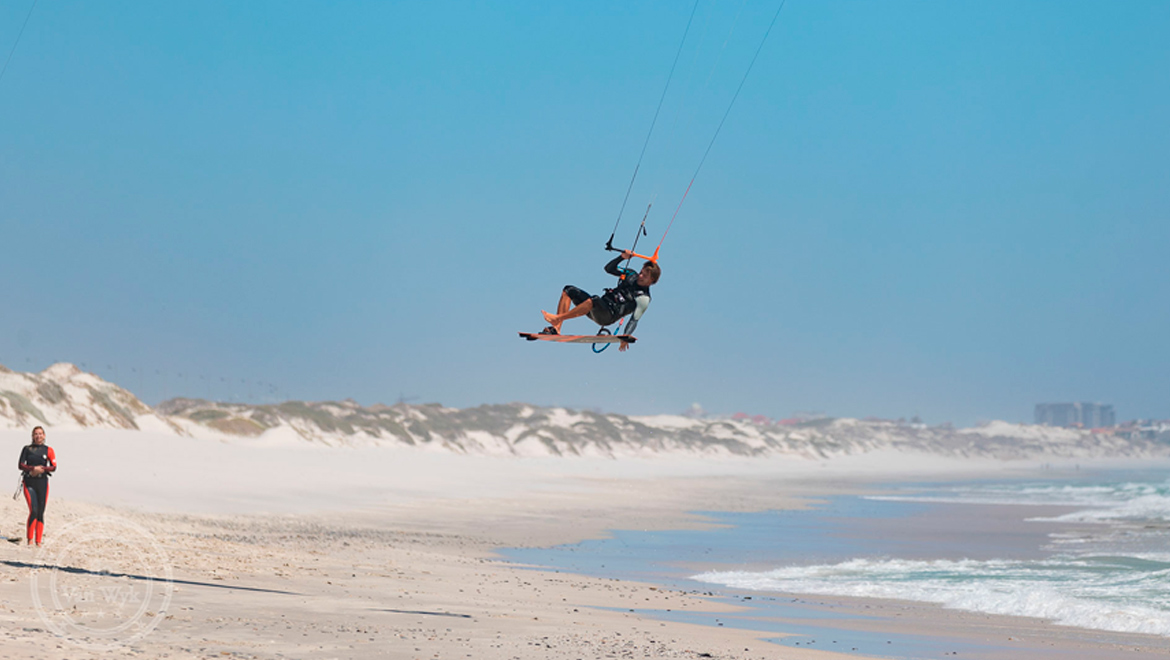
[642,260,662,284]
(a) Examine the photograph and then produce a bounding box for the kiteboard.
[519,332,636,344]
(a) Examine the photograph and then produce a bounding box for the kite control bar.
[605,200,659,263]
[604,238,659,263]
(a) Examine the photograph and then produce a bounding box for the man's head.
[636,260,661,286]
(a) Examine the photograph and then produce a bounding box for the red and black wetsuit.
[18,443,56,544]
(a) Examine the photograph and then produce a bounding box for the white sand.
[6,429,1051,515]
[2,428,1169,659]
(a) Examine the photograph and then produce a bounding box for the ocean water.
[503,468,1170,649]
[695,469,1170,636]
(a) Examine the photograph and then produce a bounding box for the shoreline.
[493,484,1170,660]
[3,429,1170,658]
[5,484,1168,660]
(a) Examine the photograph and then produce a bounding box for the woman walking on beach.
[18,426,56,546]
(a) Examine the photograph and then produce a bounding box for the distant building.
[1035,403,1076,427]
[1035,402,1115,428]
[1080,403,1116,428]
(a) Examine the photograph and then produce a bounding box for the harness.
[602,272,650,318]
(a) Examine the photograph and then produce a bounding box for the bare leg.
[542,298,593,333]
[541,291,577,333]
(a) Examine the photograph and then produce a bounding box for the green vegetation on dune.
[87,388,139,429]
[208,417,267,436]
[35,381,66,404]
[189,409,231,422]
[0,392,48,425]
[142,395,1165,461]
[277,401,355,435]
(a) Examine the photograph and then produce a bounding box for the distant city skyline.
[1035,402,1117,429]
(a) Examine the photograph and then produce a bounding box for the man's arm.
[605,250,637,279]
[605,256,632,278]
[619,294,650,352]
[623,294,650,337]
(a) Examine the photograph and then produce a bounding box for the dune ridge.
[2,362,1165,460]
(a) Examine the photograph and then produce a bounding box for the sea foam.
[696,476,1170,636]
[694,554,1170,635]
[869,479,1170,521]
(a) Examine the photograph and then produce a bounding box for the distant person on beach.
[18,426,56,546]
[540,250,661,352]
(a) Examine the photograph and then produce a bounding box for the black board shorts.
[562,285,621,327]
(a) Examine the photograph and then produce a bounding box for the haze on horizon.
[1,1,1167,426]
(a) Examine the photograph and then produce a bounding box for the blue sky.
[1,1,1167,425]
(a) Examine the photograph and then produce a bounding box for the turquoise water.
[772,469,1170,635]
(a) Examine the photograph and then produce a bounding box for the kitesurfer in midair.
[540,250,661,352]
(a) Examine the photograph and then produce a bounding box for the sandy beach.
[4,0,1166,655]
[2,429,1169,659]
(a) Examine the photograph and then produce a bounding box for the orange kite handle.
[627,246,660,263]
